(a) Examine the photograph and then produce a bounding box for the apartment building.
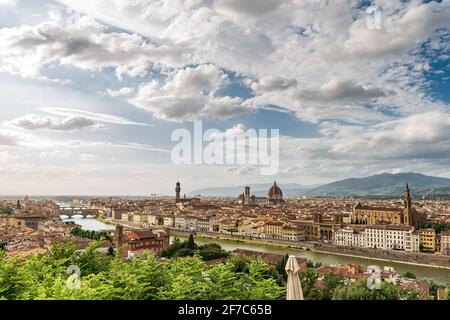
[334,227,365,248]
[441,231,450,255]
[365,225,419,252]
[419,228,436,252]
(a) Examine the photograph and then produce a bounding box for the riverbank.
[313,248,450,271]
[173,232,450,284]
[171,230,450,271]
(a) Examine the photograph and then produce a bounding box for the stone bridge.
[59,207,99,219]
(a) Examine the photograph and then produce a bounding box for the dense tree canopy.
[71,227,113,241]
[0,205,13,215]
[0,238,445,300]
[162,235,230,261]
[0,241,284,300]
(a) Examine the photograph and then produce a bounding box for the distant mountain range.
[188,183,317,197]
[189,173,450,198]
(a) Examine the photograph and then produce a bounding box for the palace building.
[351,184,426,229]
[174,182,200,204]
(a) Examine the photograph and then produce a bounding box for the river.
[175,235,450,285]
[60,216,115,232]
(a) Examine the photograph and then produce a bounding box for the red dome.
[267,181,283,198]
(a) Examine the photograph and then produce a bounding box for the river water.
[60,216,115,232]
[175,235,450,285]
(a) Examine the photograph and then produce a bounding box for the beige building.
[441,231,450,255]
[419,228,436,252]
[264,221,284,239]
[281,225,305,241]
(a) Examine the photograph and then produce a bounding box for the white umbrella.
[285,255,304,300]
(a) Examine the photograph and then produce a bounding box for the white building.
[365,225,418,252]
[174,216,187,230]
[163,215,174,228]
[196,217,210,232]
[334,225,419,253]
[186,216,198,231]
[147,214,157,225]
[334,227,365,247]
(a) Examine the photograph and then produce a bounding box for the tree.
[0,205,13,215]
[423,278,444,297]
[107,247,115,257]
[321,274,345,300]
[332,278,419,300]
[275,254,289,283]
[402,271,416,279]
[300,268,320,299]
[186,234,196,250]
[228,255,251,274]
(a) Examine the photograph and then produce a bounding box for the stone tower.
[403,183,412,226]
[175,182,181,203]
[244,186,250,205]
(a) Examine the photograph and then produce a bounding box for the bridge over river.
[59,206,99,219]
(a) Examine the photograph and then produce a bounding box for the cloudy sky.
[0,0,449,195]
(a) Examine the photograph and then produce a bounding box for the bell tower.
[403,183,412,226]
[175,182,181,203]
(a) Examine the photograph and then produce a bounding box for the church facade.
[351,184,426,229]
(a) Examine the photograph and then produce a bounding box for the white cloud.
[0,131,21,146]
[0,0,16,7]
[0,0,449,192]
[215,0,282,18]
[104,87,135,97]
[344,1,450,58]
[43,107,150,126]
[0,15,191,79]
[129,64,253,121]
[7,114,102,131]
[80,153,97,161]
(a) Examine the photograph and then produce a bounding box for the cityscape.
[1,179,450,300]
[1,0,450,306]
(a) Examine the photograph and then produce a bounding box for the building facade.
[351,184,426,229]
[419,228,436,252]
[127,229,170,256]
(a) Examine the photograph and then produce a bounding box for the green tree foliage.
[186,234,196,250]
[71,227,112,241]
[423,278,444,297]
[162,236,229,261]
[402,271,416,279]
[275,254,289,283]
[0,242,284,300]
[0,205,13,215]
[421,222,450,234]
[332,278,419,300]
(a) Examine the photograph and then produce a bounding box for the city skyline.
[0,0,449,195]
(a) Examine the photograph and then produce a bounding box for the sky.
[0,0,449,195]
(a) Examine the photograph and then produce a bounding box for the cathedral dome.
[267,181,283,199]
